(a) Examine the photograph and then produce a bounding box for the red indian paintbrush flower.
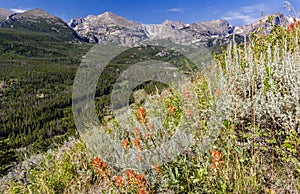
[114,175,123,187]
[152,164,160,174]
[147,122,154,130]
[211,150,223,175]
[137,107,147,123]
[122,139,130,150]
[169,105,175,114]
[93,157,101,167]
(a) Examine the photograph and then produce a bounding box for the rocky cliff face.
[69,17,85,28]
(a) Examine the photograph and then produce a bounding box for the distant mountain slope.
[0,8,82,42]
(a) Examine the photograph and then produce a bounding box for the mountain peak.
[17,8,57,20]
[100,11,117,17]
[95,11,140,27]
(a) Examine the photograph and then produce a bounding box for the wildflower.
[211,150,223,175]
[133,138,141,149]
[93,157,107,169]
[136,173,146,186]
[138,188,146,194]
[215,88,221,98]
[288,18,300,32]
[152,164,160,174]
[137,154,142,162]
[101,161,107,169]
[134,127,141,138]
[183,90,191,101]
[93,157,109,180]
[137,107,147,123]
[126,169,134,178]
[114,175,123,187]
[93,157,101,167]
[122,139,130,150]
[145,133,151,139]
[147,122,154,130]
[169,105,175,114]
[211,150,222,162]
[184,108,192,116]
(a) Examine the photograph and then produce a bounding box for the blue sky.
[1,0,300,25]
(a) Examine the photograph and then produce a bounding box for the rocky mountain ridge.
[69,11,291,46]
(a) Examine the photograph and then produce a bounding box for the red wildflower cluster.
[169,105,175,114]
[122,139,130,150]
[133,138,141,149]
[113,169,150,193]
[93,157,109,180]
[125,169,147,189]
[114,175,123,187]
[288,18,300,32]
[210,150,223,175]
[92,159,152,192]
[137,107,148,123]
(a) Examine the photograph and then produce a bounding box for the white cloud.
[241,4,266,14]
[166,8,184,13]
[10,8,28,13]
[221,4,267,25]
[222,11,258,24]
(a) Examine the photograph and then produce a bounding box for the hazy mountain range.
[0,7,293,47]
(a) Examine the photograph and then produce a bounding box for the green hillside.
[0,24,91,174]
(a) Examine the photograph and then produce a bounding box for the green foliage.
[0,138,17,175]
[6,140,95,194]
[0,26,92,174]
